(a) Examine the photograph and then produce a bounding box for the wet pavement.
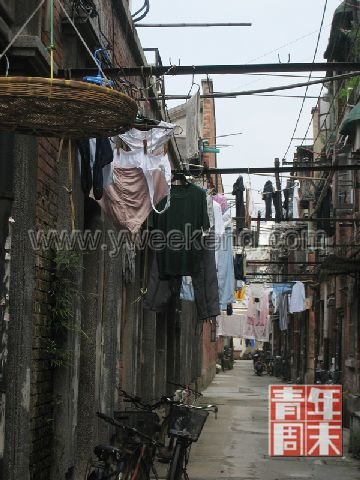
[185,360,360,480]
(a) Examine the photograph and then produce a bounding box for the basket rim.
[0,76,138,105]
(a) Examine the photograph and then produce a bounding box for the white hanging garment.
[118,121,176,152]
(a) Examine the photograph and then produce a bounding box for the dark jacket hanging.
[283,181,290,220]
[317,186,335,236]
[232,175,245,233]
[262,180,274,220]
[273,189,283,223]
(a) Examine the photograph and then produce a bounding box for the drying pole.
[135,23,252,27]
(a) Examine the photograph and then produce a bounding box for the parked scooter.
[253,350,266,376]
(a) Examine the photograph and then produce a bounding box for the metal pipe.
[135,22,252,27]
[58,62,360,77]
[242,217,359,223]
[180,164,360,174]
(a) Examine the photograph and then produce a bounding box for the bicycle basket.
[167,405,209,442]
[114,411,160,443]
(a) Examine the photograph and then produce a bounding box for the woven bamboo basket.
[0,76,138,138]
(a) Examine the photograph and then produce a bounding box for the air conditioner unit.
[303,209,309,219]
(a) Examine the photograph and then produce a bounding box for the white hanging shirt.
[289,281,306,313]
[212,199,225,236]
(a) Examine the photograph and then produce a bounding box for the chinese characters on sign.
[269,385,342,457]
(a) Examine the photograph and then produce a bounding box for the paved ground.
[182,360,360,480]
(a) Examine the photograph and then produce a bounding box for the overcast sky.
[134,0,342,214]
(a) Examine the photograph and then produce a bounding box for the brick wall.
[31,138,61,479]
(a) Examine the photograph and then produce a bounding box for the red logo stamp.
[269,385,342,457]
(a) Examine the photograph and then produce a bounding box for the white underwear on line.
[118,121,176,152]
[113,149,171,214]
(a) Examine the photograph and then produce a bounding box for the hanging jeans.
[217,227,235,310]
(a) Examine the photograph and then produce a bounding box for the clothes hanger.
[171,171,190,185]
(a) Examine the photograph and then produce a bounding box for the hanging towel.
[289,281,306,313]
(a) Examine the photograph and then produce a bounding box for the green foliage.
[46,250,86,368]
[339,76,360,103]
[49,250,82,334]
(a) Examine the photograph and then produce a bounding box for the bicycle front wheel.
[167,441,186,480]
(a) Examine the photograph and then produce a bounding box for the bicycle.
[166,404,209,480]
[85,412,163,480]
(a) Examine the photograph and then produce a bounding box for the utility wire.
[245,26,331,64]
[283,0,328,160]
[298,12,360,153]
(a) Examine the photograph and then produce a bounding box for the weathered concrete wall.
[4,135,38,480]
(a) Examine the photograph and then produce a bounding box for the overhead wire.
[245,25,331,64]
[296,3,360,152]
[282,0,328,160]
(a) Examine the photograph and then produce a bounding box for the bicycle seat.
[94,444,123,461]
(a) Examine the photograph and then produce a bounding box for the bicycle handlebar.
[167,380,203,397]
[96,412,164,447]
[118,387,180,411]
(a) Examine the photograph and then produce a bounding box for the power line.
[297,5,360,150]
[245,26,330,63]
[134,70,360,102]
[283,0,328,160]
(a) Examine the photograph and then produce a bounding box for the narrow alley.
[188,361,360,480]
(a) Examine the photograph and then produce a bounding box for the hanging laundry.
[218,209,235,310]
[143,255,182,312]
[234,253,246,281]
[273,189,283,223]
[97,167,167,233]
[206,192,215,229]
[191,229,220,320]
[185,91,201,160]
[95,148,172,233]
[180,276,194,302]
[271,283,293,313]
[317,186,335,236]
[259,290,270,326]
[213,193,229,214]
[289,281,306,313]
[78,137,113,200]
[152,183,210,278]
[216,314,244,337]
[283,180,290,220]
[245,189,251,228]
[292,181,300,219]
[212,199,225,236]
[278,293,289,331]
[262,180,274,220]
[113,149,171,213]
[232,175,245,233]
[247,295,257,325]
[119,121,176,152]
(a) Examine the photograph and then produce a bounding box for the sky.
[133,0,342,215]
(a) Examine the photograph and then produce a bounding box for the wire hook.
[278,53,291,63]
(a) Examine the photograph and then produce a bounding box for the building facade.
[0,2,217,478]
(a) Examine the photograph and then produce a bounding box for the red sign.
[269,385,342,457]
